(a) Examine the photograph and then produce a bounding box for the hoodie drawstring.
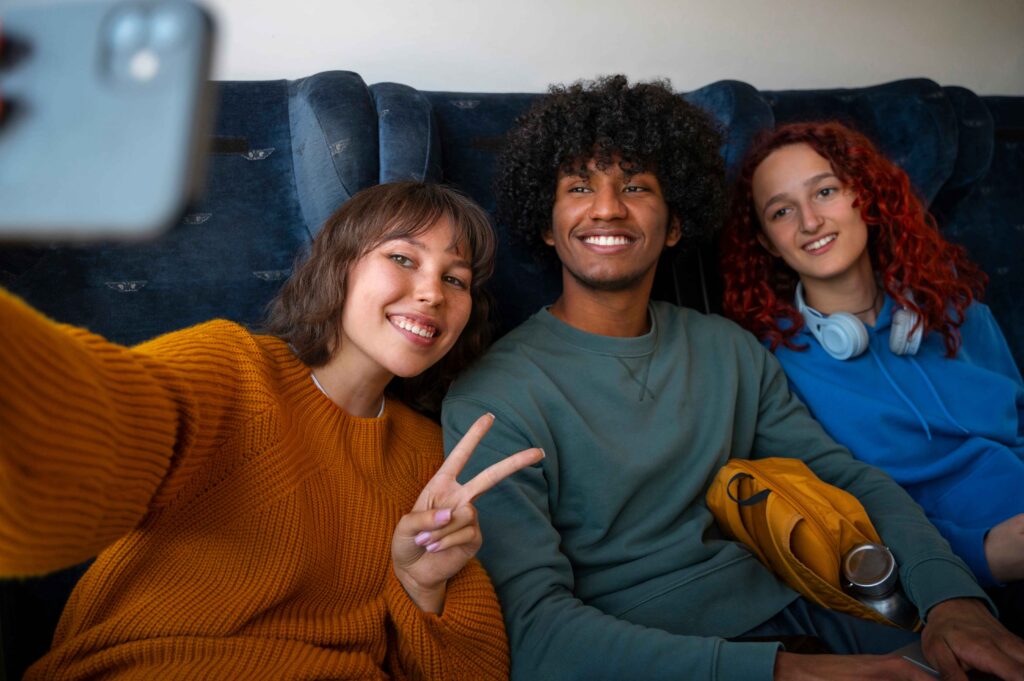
[869,346,934,440]
[909,356,971,434]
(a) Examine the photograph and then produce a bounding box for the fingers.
[977,635,1024,681]
[436,413,495,480]
[923,598,1024,681]
[461,446,545,502]
[394,507,453,543]
[927,639,969,681]
[420,524,481,555]
[411,505,480,553]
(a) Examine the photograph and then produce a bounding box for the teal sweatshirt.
[442,302,987,681]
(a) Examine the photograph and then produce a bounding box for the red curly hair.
[720,121,986,357]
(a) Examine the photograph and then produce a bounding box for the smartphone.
[0,0,214,240]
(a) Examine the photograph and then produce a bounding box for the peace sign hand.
[391,413,544,613]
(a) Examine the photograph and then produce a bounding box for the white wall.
[202,0,1024,94]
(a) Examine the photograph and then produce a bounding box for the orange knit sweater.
[0,290,509,680]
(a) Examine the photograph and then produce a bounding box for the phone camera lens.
[150,5,188,50]
[107,8,147,53]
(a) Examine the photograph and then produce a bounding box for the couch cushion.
[370,82,443,184]
[290,71,380,237]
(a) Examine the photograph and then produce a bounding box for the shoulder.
[133,320,305,405]
[946,301,1008,357]
[960,300,1001,332]
[653,302,771,362]
[447,314,549,399]
[136,320,292,365]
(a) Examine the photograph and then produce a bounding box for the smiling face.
[752,143,873,293]
[546,157,681,294]
[337,217,474,381]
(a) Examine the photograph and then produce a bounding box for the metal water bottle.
[841,543,920,630]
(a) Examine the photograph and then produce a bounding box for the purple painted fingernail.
[426,541,441,553]
[434,508,451,525]
[415,531,431,546]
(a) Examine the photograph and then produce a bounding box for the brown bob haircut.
[265,181,497,414]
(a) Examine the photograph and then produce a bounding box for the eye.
[623,184,649,193]
[567,185,591,194]
[443,274,469,290]
[388,253,413,267]
[769,206,792,221]
[817,186,839,199]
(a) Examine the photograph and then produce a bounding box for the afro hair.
[495,74,727,265]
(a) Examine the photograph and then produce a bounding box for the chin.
[388,357,441,379]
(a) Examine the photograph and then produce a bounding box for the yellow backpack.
[705,457,920,630]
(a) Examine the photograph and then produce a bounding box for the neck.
[801,261,881,325]
[550,271,655,337]
[312,351,391,418]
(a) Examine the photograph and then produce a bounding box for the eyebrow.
[399,237,472,270]
[760,172,838,214]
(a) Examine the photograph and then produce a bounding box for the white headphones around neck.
[795,283,922,360]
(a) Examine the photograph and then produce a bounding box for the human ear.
[542,229,555,246]
[757,231,781,257]
[665,216,682,248]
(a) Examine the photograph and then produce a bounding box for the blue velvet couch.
[1,71,1021,678]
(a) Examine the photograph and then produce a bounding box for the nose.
[587,186,628,221]
[414,271,444,307]
[799,203,824,233]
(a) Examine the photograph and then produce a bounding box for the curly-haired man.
[442,76,1023,681]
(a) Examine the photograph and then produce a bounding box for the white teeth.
[392,316,437,338]
[804,234,836,251]
[584,235,631,246]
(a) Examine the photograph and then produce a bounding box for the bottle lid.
[842,543,897,598]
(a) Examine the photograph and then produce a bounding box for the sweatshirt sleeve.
[748,342,992,616]
[925,516,997,587]
[442,395,781,681]
[383,557,510,680]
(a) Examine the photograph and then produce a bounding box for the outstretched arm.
[0,290,182,575]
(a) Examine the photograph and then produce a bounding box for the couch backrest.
[763,78,960,205]
[937,96,1024,367]
[0,71,378,345]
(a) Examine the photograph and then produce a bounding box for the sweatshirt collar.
[535,304,659,357]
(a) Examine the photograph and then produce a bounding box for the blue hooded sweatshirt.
[772,296,1024,586]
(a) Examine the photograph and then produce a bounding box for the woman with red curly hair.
[720,121,1023,627]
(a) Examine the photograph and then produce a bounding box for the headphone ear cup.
[890,308,922,355]
[795,282,870,361]
[808,311,869,360]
